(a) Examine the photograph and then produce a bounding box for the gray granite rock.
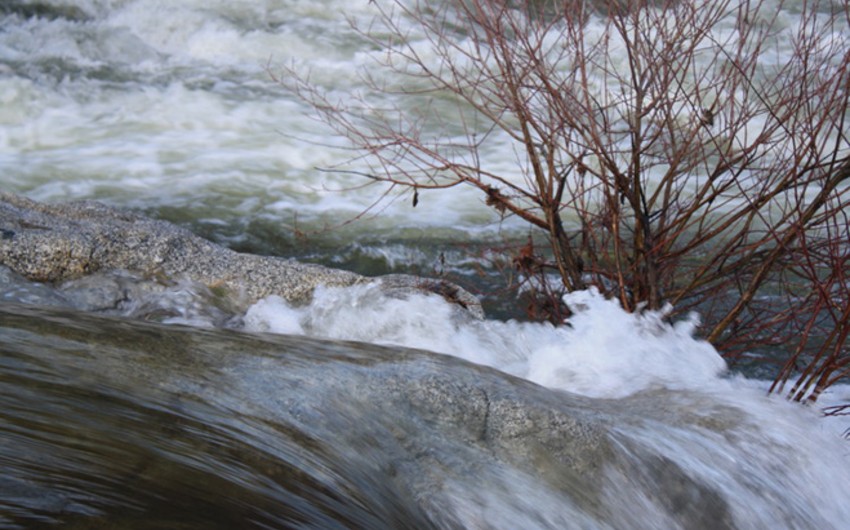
[0,303,735,529]
[0,192,482,316]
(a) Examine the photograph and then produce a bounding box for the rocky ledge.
[0,192,482,316]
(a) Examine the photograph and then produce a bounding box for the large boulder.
[0,303,735,529]
[0,192,482,316]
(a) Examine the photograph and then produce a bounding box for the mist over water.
[2,0,850,527]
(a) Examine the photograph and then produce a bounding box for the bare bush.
[277,0,850,402]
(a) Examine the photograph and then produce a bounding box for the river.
[2,1,850,528]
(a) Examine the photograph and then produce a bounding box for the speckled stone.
[0,193,482,315]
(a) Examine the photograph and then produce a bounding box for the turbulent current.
[2,1,850,528]
[3,296,850,529]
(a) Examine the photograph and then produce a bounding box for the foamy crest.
[243,285,726,398]
[243,295,306,335]
[528,288,726,397]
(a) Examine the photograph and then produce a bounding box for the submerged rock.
[0,192,482,316]
[0,303,736,529]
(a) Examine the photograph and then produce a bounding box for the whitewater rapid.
[2,1,850,525]
[240,281,848,426]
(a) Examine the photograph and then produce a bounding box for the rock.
[0,193,482,316]
[0,303,735,529]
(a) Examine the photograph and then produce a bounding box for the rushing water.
[0,0,526,315]
[0,0,502,243]
[2,0,850,528]
[3,299,850,529]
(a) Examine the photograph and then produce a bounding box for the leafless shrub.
[276,0,850,402]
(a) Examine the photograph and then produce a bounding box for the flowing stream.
[2,298,850,529]
[2,1,850,528]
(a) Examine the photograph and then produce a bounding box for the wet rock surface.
[0,303,734,529]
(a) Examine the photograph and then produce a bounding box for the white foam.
[243,285,726,398]
[528,289,726,397]
[243,295,305,335]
